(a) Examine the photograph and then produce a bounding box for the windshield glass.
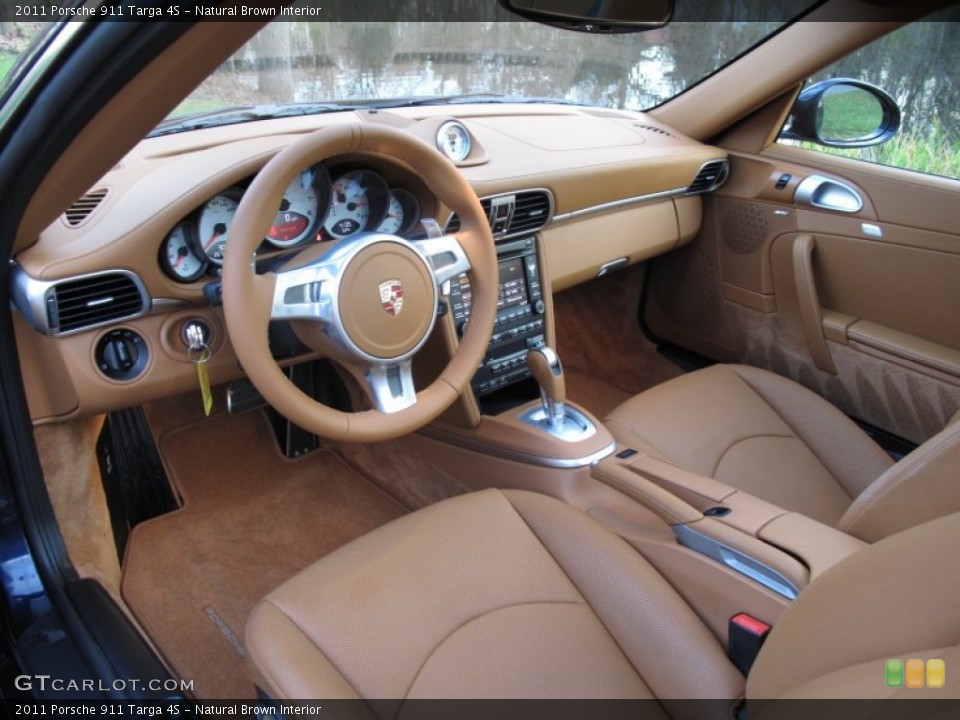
[167,11,810,126]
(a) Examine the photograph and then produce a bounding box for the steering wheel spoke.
[270,260,338,322]
[417,233,472,288]
[363,360,417,413]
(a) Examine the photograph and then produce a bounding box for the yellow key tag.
[192,346,213,417]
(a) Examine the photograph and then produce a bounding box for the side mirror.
[497,0,674,33]
[781,79,901,148]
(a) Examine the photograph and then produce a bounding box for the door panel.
[646,148,960,443]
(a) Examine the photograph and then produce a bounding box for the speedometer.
[266,166,330,248]
[196,189,242,266]
[323,169,389,240]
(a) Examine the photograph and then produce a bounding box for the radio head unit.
[448,236,546,397]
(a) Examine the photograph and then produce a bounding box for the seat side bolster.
[502,489,745,702]
[246,599,363,702]
[746,512,960,700]
[730,365,893,498]
[838,422,960,542]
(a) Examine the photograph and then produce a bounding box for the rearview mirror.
[781,79,901,148]
[498,0,674,32]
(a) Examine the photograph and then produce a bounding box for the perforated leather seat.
[246,489,960,705]
[605,364,960,542]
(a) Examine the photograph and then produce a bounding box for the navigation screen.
[459,258,528,316]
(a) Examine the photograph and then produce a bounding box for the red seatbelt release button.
[729,613,772,674]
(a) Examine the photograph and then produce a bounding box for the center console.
[448,235,547,398]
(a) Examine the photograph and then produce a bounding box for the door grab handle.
[792,234,837,375]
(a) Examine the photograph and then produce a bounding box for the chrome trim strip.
[673,524,799,600]
[150,298,193,313]
[517,404,598,443]
[419,425,617,469]
[551,187,687,224]
[444,187,555,242]
[11,265,151,337]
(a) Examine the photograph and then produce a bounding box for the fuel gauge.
[161,223,207,282]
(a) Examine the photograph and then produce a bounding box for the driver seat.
[246,489,959,706]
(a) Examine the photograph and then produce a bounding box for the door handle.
[794,174,863,213]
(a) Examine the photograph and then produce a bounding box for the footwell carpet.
[122,410,406,699]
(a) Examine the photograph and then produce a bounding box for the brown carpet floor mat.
[554,264,684,415]
[564,369,634,420]
[121,409,406,699]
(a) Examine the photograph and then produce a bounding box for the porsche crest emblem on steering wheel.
[378,279,404,316]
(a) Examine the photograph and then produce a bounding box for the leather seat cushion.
[605,364,894,527]
[246,488,744,702]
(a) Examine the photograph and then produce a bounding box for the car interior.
[2,0,959,711]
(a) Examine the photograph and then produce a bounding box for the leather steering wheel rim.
[222,124,497,442]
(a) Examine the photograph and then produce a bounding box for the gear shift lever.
[527,346,566,430]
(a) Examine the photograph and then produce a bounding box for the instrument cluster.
[159,163,423,283]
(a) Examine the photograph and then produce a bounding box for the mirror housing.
[781,78,901,148]
[497,0,674,33]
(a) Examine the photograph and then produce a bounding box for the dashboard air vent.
[509,191,551,234]
[444,198,492,234]
[63,188,110,227]
[52,272,148,334]
[444,190,552,238]
[686,160,729,195]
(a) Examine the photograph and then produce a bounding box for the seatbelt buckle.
[728,612,771,675]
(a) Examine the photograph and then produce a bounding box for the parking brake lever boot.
[527,346,566,431]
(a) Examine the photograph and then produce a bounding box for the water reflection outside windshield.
[171,21,784,120]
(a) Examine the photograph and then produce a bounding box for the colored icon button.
[886,659,904,688]
[927,659,945,689]
[906,659,925,689]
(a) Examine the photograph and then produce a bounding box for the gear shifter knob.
[527,347,565,405]
[527,347,566,429]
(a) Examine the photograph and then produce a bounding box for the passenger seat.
[605,364,960,542]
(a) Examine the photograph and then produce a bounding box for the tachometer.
[196,189,242,266]
[376,188,420,236]
[323,169,389,240]
[266,166,330,248]
[161,223,207,282]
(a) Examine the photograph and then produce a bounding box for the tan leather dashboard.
[13,104,724,423]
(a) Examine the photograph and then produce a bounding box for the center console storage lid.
[759,512,867,580]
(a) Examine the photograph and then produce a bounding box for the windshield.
[167,14,808,126]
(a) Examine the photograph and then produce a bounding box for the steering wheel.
[222,124,497,442]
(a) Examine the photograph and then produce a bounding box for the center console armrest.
[624,454,789,536]
[759,513,867,580]
[592,455,809,599]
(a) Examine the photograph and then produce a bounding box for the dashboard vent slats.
[52,273,147,334]
[509,191,551,234]
[444,190,551,238]
[63,188,110,227]
[687,160,729,195]
[635,124,676,138]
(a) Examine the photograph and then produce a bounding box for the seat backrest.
[746,511,960,703]
[839,421,960,542]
